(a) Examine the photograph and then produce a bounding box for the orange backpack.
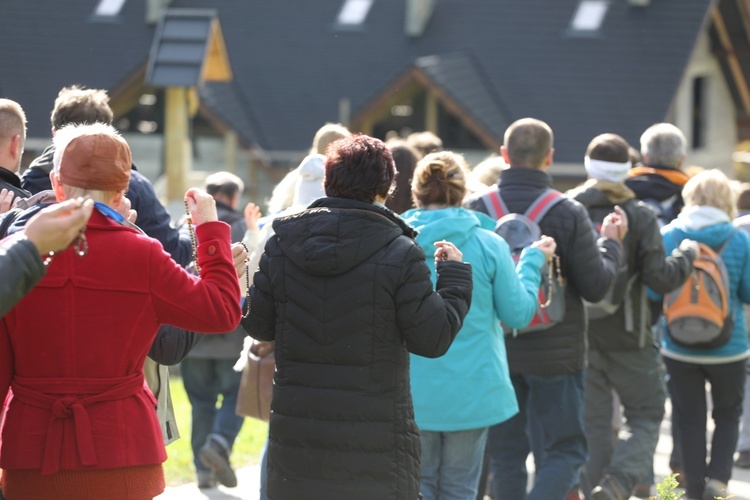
[663,235,734,350]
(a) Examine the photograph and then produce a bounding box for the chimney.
[146,0,174,24]
[405,0,436,37]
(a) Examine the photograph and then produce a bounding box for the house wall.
[673,30,737,176]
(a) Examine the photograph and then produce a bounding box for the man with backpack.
[625,123,691,227]
[625,122,692,490]
[464,118,627,500]
[567,133,698,500]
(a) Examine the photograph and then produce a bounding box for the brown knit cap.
[58,133,131,191]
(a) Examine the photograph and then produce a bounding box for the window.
[691,76,707,149]
[570,0,609,32]
[337,0,374,26]
[93,0,127,17]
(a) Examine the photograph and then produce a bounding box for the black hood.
[272,197,416,277]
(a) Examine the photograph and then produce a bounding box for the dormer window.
[337,0,374,26]
[570,0,609,33]
[93,0,127,17]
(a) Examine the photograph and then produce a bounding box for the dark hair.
[51,85,114,131]
[738,182,750,212]
[385,140,419,213]
[324,134,396,203]
[412,151,467,208]
[585,133,631,163]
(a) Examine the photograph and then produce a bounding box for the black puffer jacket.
[243,197,473,500]
[568,180,695,351]
[465,167,622,376]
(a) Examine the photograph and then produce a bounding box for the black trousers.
[664,356,746,499]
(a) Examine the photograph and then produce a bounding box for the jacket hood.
[628,165,689,187]
[401,207,482,256]
[672,205,735,248]
[272,197,416,276]
[567,179,635,206]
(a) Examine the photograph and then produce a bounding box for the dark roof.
[415,52,511,145]
[146,9,218,87]
[0,0,155,140]
[1,0,713,163]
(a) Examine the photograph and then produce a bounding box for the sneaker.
[564,488,582,500]
[591,475,627,500]
[632,483,654,498]
[199,434,238,488]
[703,478,728,500]
[196,470,216,489]
[671,465,687,488]
[736,450,750,469]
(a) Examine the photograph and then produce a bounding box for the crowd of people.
[0,83,750,500]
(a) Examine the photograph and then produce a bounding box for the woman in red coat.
[0,123,242,499]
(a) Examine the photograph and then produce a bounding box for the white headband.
[584,156,631,183]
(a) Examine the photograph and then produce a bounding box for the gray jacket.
[186,201,245,360]
[0,235,45,318]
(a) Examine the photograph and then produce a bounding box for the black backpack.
[581,200,648,341]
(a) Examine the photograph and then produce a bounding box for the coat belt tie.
[11,373,145,475]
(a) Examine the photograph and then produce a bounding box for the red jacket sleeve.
[149,221,241,333]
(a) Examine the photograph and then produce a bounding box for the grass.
[162,375,269,486]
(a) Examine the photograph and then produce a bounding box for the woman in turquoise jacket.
[401,151,555,500]
[652,169,750,500]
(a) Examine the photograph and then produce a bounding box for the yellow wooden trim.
[201,18,233,83]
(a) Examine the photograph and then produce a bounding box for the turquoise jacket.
[402,207,545,430]
[654,207,750,363]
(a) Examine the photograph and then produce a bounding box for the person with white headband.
[567,133,699,500]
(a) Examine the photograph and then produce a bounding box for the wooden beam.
[712,5,750,114]
[738,0,750,44]
[425,92,438,133]
[164,87,192,201]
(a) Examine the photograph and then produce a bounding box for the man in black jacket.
[567,133,697,500]
[20,85,192,267]
[0,99,31,205]
[465,118,626,500]
[625,122,691,490]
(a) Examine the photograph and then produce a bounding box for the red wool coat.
[0,211,241,474]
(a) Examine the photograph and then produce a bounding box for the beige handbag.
[235,342,274,422]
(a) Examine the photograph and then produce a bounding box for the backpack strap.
[480,188,511,220]
[716,230,737,254]
[524,189,565,223]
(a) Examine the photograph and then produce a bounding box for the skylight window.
[337,0,374,26]
[570,0,609,32]
[94,0,127,17]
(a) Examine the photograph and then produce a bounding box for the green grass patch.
[162,375,268,486]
